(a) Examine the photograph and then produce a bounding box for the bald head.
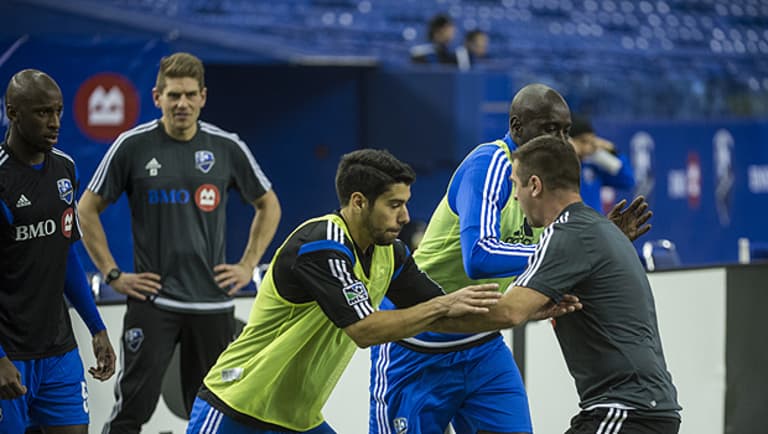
[5,69,61,107]
[4,69,63,159]
[508,83,572,147]
[509,84,568,120]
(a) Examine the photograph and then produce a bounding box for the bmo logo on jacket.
[195,184,220,212]
[146,185,220,212]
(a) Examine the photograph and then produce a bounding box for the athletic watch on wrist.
[104,268,122,285]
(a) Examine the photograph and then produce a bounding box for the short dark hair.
[156,52,205,92]
[512,136,580,192]
[335,149,416,206]
[428,14,454,41]
[465,29,486,44]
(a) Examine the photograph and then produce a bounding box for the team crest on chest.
[57,178,74,205]
[195,150,215,174]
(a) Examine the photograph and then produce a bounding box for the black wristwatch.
[104,268,122,285]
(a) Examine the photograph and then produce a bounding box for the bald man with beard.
[0,69,116,434]
[369,84,651,434]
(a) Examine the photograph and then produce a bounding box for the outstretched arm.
[430,286,581,334]
[344,283,501,348]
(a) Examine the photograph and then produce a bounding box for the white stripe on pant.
[596,408,628,434]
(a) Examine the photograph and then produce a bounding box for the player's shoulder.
[461,140,509,169]
[50,147,76,167]
[49,147,79,179]
[109,120,161,150]
[198,121,245,147]
[292,217,355,249]
[391,238,410,262]
[279,216,357,264]
[0,143,13,173]
[551,203,601,235]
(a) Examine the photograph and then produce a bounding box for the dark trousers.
[565,408,680,434]
[102,300,235,434]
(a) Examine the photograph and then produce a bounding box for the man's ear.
[199,86,207,108]
[509,116,520,135]
[5,104,16,122]
[530,175,543,197]
[350,192,367,212]
[152,88,161,108]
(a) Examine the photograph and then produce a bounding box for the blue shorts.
[0,348,89,432]
[370,336,532,434]
[187,397,336,434]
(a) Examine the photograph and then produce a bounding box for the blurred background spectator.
[410,13,458,66]
[456,29,489,71]
[569,116,636,213]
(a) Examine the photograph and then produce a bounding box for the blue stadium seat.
[641,239,682,271]
[30,0,768,118]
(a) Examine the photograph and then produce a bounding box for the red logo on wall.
[74,73,140,142]
[195,184,220,212]
[61,208,74,238]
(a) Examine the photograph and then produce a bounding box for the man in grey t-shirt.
[78,52,281,434]
[441,135,680,433]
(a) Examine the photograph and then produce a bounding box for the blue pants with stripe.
[370,336,532,434]
[186,397,336,434]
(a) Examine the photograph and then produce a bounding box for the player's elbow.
[463,255,489,280]
[351,337,374,349]
[343,323,379,348]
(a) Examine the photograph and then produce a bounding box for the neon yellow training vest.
[203,214,395,431]
[414,139,542,293]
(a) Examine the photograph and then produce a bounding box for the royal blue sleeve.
[599,154,636,190]
[448,146,535,279]
[65,244,106,335]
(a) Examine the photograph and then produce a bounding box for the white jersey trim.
[87,120,159,194]
[401,331,496,348]
[51,147,75,165]
[199,121,272,192]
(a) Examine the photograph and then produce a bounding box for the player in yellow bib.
[186,149,514,433]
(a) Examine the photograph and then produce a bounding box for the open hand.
[607,196,653,241]
[442,283,501,317]
[530,294,583,321]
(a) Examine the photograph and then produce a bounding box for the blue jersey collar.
[502,132,519,151]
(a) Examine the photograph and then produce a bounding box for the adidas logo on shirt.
[16,194,31,208]
[145,158,162,176]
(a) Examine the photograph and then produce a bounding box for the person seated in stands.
[569,115,636,213]
[410,13,458,66]
[457,29,489,71]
